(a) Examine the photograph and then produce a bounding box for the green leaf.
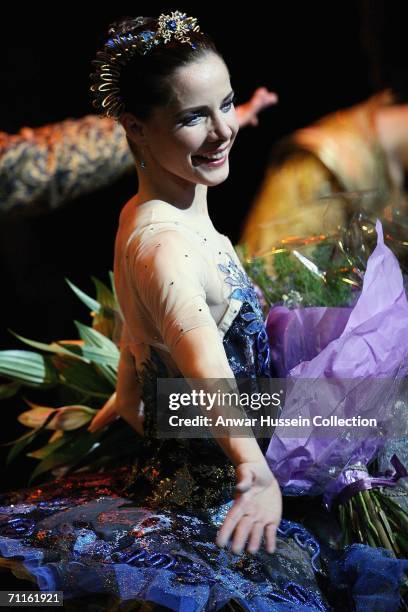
[56,342,89,359]
[74,321,119,354]
[79,346,119,369]
[6,411,59,465]
[108,271,116,295]
[52,355,114,397]
[1,427,37,448]
[7,330,88,362]
[56,342,119,370]
[0,380,21,399]
[91,276,116,311]
[90,276,120,341]
[65,277,101,313]
[240,238,353,309]
[7,429,39,466]
[73,322,119,386]
[0,351,58,387]
[66,421,140,474]
[26,435,69,460]
[94,365,117,388]
[27,430,104,485]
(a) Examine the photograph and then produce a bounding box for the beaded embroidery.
[218,253,271,376]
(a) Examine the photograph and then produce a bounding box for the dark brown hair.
[90,14,226,157]
[114,16,222,118]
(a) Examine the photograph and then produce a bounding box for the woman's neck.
[136,170,210,219]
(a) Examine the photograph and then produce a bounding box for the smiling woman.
[119,51,239,203]
[0,9,399,611]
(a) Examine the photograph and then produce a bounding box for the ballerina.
[0,12,346,610]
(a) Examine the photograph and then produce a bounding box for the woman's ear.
[125,134,140,160]
[120,112,147,150]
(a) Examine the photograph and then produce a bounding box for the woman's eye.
[222,99,235,112]
[183,97,236,126]
[183,114,203,126]
[223,94,237,111]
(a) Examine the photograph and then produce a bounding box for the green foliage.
[1,273,124,485]
[339,487,408,559]
[240,240,354,311]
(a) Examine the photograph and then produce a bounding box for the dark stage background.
[0,2,406,492]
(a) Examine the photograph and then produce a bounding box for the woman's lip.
[192,150,229,168]
[195,144,230,156]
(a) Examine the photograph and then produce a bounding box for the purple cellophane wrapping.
[265,220,408,497]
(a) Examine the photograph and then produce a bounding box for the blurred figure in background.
[240,89,408,272]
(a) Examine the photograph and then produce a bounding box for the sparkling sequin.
[219,253,271,376]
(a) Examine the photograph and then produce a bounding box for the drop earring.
[139,146,147,170]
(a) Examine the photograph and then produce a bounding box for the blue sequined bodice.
[218,252,271,379]
[118,252,273,509]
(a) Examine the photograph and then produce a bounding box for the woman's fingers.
[221,514,274,555]
[247,520,264,554]
[231,514,258,554]
[217,463,282,555]
[217,507,279,555]
[216,511,242,548]
[265,523,278,554]
[216,494,251,547]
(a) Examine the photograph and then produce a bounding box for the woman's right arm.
[171,325,282,555]
[171,325,266,464]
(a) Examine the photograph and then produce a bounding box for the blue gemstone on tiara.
[140,30,155,42]
[167,20,177,31]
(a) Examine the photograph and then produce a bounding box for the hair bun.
[107,16,151,37]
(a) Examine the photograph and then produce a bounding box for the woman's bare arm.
[172,325,265,463]
[171,324,282,554]
[88,343,144,436]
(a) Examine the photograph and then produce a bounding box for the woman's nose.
[207,112,232,141]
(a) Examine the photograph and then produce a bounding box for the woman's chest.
[196,231,246,307]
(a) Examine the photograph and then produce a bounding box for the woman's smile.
[191,144,231,168]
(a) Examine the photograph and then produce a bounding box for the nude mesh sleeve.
[128,230,219,352]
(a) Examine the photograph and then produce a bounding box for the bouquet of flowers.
[0,273,141,485]
[241,216,408,558]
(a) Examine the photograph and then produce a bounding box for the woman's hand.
[87,392,145,437]
[87,392,120,433]
[216,461,282,555]
[236,87,278,129]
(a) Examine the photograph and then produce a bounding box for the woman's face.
[133,52,239,187]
